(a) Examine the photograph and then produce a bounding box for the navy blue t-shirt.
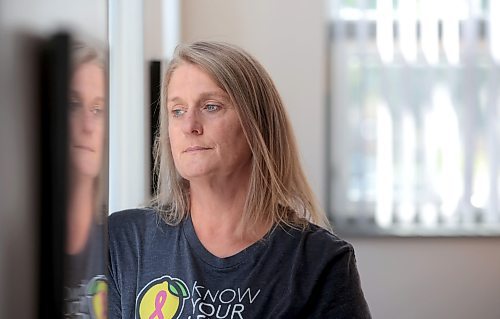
[108,208,371,319]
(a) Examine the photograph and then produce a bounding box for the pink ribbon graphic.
[148,290,167,319]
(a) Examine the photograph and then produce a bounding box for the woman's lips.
[183,146,212,153]
[74,145,96,152]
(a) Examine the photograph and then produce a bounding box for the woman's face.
[69,62,106,179]
[167,63,252,183]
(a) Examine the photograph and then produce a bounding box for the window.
[327,0,500,236]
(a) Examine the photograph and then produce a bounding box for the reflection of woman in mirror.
[67,42,106,256]
[64,40,108,319]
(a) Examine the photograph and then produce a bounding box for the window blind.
[328,0,499,236]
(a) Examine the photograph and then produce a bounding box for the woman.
[108,41,371,319]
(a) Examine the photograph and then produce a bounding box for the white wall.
[352,237,500,319]
[0,0,106,41]
[179,1,500,318]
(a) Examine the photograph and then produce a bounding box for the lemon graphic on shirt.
[87,276,108,319]
[136,275,189,319]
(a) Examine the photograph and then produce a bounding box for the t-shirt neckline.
[181,215,274,270]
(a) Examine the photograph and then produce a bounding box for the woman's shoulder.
[108,207,156,220]
[280,224,370,318]
[306,223,353,249]
[108,207,156,227]
[107,207,183,255]
[279,222,355,260]
[108,207,174,238]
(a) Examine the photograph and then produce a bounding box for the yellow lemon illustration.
[86,275,108,319]
[90,279,108,319]
[136,276,189,319]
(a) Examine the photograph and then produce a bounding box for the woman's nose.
[183,110,203,135]
[82,110,97,133]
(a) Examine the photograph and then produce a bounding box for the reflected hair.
[71,40,106,71]
[152,41,331,231]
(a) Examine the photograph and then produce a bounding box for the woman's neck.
[189,177,270,258]
[66,176,94,255]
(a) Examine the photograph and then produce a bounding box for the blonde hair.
[71,40,106,71]
[152,41,331,231]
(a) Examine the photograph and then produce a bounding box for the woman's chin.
[71,163,101,180]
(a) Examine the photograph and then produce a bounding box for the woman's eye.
[171,108,185,117]
[70,99,81,110]
[91,106,103,115]
[205,104,220,112]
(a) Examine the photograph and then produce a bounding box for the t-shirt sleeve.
[106,208,153,318]
[107,256,122,318]
[307,241,372,319]
[107,215,122,319]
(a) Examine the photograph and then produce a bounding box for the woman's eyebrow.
[198,91,229,101]
[167,96,182,104]
[92,97,106,104]
[167,91,230,104]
